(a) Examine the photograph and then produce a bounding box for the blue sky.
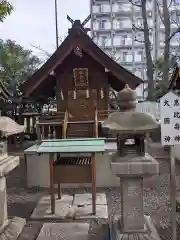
[0,0,90,58]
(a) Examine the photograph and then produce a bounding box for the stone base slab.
[0,217,26,240]
[31,193,108,220]
[111,215,161,240]
[37,222,89,240]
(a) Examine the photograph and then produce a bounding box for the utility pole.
[153,0,158,87]
[55,0,59,49]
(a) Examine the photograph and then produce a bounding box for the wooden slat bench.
[54,156,92,184]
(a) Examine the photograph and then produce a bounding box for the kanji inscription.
[73,68,88,87]
[160,91,180,145]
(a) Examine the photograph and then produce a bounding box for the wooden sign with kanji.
[160,91,180,146]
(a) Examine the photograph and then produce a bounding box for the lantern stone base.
[109,154,161,240]
[111,215,161,240]
[0,217,26,240]
[0,156,26,240]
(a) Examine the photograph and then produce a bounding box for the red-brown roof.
[20,20,143,96]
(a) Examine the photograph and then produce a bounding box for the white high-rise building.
[90,0,180,99]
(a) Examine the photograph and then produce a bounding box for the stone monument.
[0,117,26,240]
[102,85,161,240]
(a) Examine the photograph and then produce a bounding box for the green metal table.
[37,138,105,215]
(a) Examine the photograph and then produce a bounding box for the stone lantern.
[0,117,26,240]
[102,85,161,239]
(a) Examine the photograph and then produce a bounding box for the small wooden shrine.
[20,16,142,139]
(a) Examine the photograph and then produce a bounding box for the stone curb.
[0,217,26,240]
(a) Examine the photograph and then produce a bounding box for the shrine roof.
[20,20,143,96]
[0,80,12,100]
[168,65,180,90]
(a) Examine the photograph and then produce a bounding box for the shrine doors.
[68,89,97,121]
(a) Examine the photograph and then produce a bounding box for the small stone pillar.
[102,85,161,239]
[0,117,26,239]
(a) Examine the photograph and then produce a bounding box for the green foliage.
[154,55,179,80]
[0,1,13,22]
[0,39,41,95]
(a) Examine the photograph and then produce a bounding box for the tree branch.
[31,45,52,58]
[171,19,180,27]
[156,0,165,25]
[168,0,173,9]
[168,26,180,41]
[132,23,144,32]
[134,36,145,43]
[128,0,142,7]
[170,10,180,27]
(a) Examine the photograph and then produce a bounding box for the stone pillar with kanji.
[102,85,161,240]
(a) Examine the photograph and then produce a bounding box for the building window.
[99,36,107,47]
[113,19,132,29]
[125,36,132,45]
[100,19,110,29]
[93,21,99,30]
[100,20,107,29]
[92,4,100,13]
[135,51,143,62]
[112,3,119,12]
[119,3,131,11]
[113,36,121,46]
[101,36,107,47]
[135,70,142,78]
[113,19,121,29]
[121,35,127,45]
[121,19,132,28]
[126,53,133,62]
[99,36,111,47]
[101,4,110,13]
[122,52,127,62]
[122,52,132,62]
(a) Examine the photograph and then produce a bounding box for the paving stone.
[74,193,107,206]
[31,193,108,220]
[31,194,73,219]
[36,222,89,240]
[17,221,43,240]
[74,205,108,220]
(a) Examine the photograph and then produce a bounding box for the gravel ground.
[5,145,180,240]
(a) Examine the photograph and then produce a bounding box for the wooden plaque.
[73,68,88,87]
